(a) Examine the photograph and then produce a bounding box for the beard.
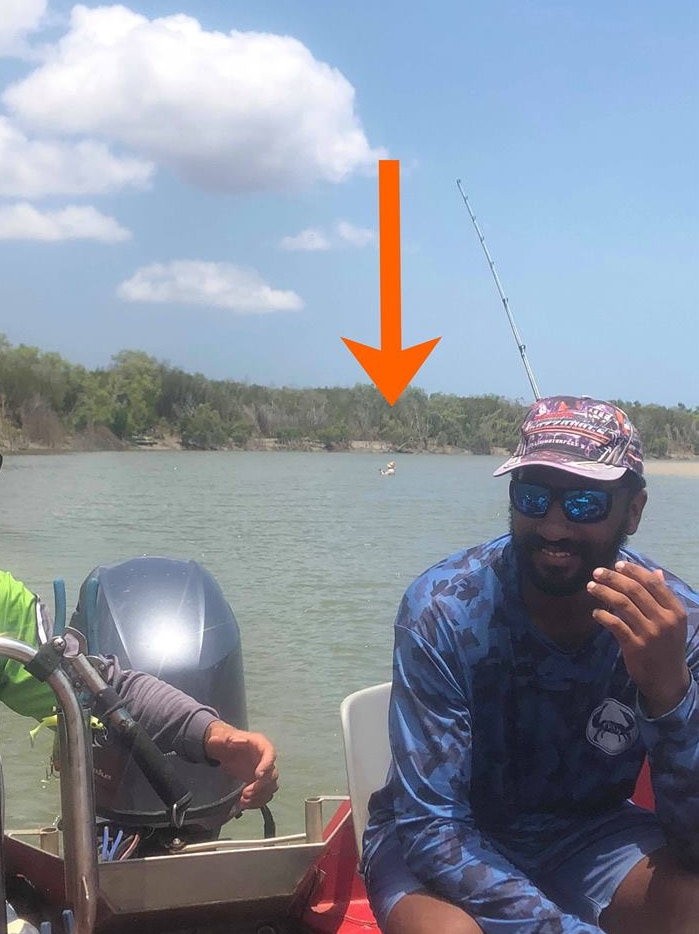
[510,507,629,597]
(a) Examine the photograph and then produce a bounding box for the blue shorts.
[364,803,666,930]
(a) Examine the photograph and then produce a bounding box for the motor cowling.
[70,556,248,838]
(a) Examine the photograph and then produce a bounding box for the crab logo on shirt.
[586,698,639,756]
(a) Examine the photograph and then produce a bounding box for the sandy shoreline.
[642,460,699,477]
[3,443,697,477]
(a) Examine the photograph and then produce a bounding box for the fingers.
[238,765,279,809]
[204,723,279,804]
[586,568,645,642]
[609,561,680,611]
[587,600,636,647]
[255,755,276,780]
[587,561,685,630]
[587,561,690,717]
[246,733,277,779]
[225,731,278,807]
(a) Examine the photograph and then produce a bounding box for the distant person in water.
[0,450,278,811]
[363,395,699,933]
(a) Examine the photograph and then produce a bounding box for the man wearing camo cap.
[363,395,699,933]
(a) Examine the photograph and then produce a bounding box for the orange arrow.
[342,159,440,406]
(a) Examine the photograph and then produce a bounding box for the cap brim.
[493,450,627,481]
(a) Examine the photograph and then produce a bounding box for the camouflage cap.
[494,395,644,481]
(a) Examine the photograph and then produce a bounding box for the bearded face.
[508,467,643,597]
[510,505,630,596]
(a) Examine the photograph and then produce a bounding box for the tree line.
[0,336,697,459]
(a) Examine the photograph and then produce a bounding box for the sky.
[0,0,697,408]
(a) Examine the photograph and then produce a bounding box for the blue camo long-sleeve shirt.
[363,535,699,932]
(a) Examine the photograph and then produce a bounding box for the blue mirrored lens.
[510,483,550,517]
[510,482,611,523]
[563,490,609,521]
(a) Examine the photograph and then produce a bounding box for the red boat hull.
[295,800,378,933]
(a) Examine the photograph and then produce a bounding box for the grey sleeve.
[104,656,219,763]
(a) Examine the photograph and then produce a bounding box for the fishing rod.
[456,179,541,400]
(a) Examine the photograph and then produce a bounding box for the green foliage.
[317,423,351,449]
[0,335,696,457]
[70,368,115,431]
[108,350,163,438]
[179,403,229,450]
[229,420,256,445]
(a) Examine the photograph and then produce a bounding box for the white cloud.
[117,261,304,312]
[0,116,153,197]
[335,220,375,247]
[280,228,331,252]
[0,0,47,55]
[0,203,131,242]
[4,5,384,193]
[280,220,375,251]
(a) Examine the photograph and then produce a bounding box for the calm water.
[0,452,697,836]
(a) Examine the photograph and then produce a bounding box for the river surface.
[0,451,696,837]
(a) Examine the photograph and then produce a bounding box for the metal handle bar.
[0,636,98,934]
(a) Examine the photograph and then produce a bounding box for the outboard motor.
[70,556,248,849]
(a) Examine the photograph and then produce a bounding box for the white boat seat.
[340,681,392,857]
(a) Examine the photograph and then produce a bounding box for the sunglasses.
[509,480,614,524]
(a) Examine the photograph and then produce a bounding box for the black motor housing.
[70,556,248,837]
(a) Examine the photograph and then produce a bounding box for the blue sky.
[0,1,697,407]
